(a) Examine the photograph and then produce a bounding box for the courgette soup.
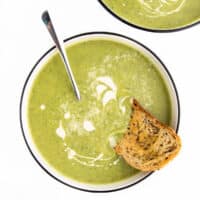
[101,0,200,30]
[27,38,171,184]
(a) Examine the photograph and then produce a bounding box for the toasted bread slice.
[115,99,181,171]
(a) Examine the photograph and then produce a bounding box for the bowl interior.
[20,32,180,192]
[99,0,200,32]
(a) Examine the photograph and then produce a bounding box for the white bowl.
[20,32,180,192]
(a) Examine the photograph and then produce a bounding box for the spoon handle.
[42,11,81,100]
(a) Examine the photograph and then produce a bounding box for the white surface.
[0,0,200,199]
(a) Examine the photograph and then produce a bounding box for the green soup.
[27,38,171,184]
[101,0,200,30]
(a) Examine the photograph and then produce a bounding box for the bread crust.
[115,99,181,171]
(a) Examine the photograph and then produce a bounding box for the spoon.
[41,10,81,100]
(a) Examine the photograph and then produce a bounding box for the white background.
[1,0,200,199]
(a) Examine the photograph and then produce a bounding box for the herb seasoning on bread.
[115,99,181,171]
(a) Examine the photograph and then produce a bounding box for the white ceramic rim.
[20,32,180,192]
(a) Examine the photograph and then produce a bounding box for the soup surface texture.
[28,38,171,184]
[101,0,200,30]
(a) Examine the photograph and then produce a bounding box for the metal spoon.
[41,10,81,100]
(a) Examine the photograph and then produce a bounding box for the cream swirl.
[138,0,186,17]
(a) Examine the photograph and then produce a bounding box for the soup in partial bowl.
[20,32,180,192]
[99,0,200,31]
